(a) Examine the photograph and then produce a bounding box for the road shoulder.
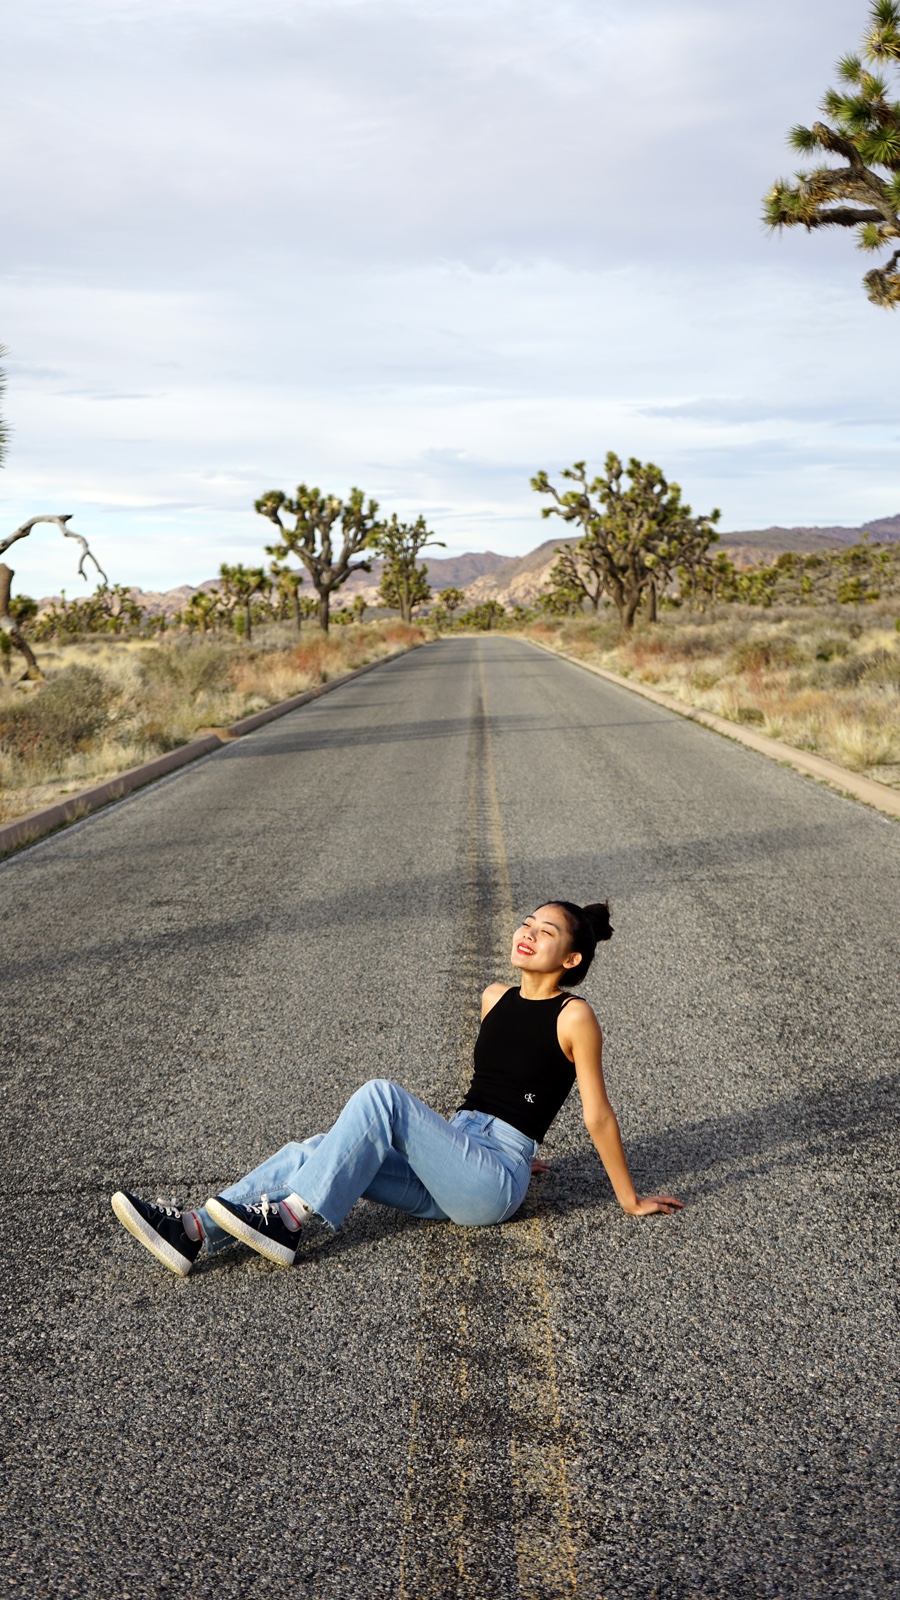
[523,636,900,820]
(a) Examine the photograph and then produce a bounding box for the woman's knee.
[348,1078,403,1110]
[272,1140,312,1165]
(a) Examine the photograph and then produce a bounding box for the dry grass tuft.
[0,622,424,823]
[514,605,900,788]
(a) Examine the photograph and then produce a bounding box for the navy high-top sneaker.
[111,1192,203,1277]
[205,1194,300,1266]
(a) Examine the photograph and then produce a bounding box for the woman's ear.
[562,950,582,971]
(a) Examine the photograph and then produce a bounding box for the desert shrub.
[832,649,900,688]
[814,636,850,662]
[138,642,233,696]
[687,669,722,691]
[728,636,802,673]
[0,668,113,764]
[651,629,720,662]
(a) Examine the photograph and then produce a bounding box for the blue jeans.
[197,1079,537,1253]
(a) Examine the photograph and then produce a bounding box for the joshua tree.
[0,514,107,677]
[256,485,383,632]
[218,563,268,643]
[268,560,304,631]
[541,541,604,612]
[185,589,221,634]
[532,455,720,630]
[458,600,506,631]
[438,586,466,619]
[373,514,444,623]
[764,1,900,306]
[537,548,588,615]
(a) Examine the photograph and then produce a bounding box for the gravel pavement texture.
[0,636,896,1599]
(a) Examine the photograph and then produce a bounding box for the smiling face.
[510,904,582,980]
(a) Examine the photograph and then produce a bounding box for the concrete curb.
[525,638,900,821]
[0,644,419,859]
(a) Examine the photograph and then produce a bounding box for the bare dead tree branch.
[0,515,109,679]
[0,515,109,583]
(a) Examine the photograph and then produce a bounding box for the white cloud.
[2,0,896,593]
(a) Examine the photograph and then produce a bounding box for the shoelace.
[155,1197,183,1218]
[246,1193,273,1224]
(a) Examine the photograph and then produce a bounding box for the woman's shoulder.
[559,994,601,1031]
[480,981,514,1019]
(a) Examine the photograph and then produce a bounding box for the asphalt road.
[1,635,897,1600]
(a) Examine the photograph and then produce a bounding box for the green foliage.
[438,586,465,615]
[728,539,900,607]
[31,584,145,640]
[373,514,444,623]
[538,543,599,614]
[257,483,382,632]
[268,561,305,630]
[536,551,585,615]
[218,563,268,643]
[675,550,736,613]
[457,600,506,631]
[9,595,38,628]
[532,454,720,630]
[764,1,900,305]
[0,667,112,765]
[184,589,221,634]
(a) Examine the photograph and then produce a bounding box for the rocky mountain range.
[462,515,900,608]
[36,515,900,616]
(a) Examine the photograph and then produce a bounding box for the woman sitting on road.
[112,899,683,1276]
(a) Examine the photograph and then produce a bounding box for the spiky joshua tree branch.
[764,1,900,306]
[256,485,382,632]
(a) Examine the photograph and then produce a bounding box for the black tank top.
[459,986,577,1143]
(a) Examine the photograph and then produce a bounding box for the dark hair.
[546,899,613,986]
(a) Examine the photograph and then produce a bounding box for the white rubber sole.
[111,1192,194,1278]
[205,1197,296,1266]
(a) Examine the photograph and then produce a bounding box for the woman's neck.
[518,970,565,1001]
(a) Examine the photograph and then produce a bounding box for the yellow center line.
[479,653,580,1598]
[398,643,580,1598]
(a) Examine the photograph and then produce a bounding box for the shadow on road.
[530,1069,898,1212]
[0,817,865,988]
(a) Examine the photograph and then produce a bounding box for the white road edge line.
[0,643,424,860]
[523,636,900,821]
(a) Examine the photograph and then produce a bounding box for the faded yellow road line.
[478,655,579,1600]
[398,645,579,1599]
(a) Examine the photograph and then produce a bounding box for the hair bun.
[582,901,613,942]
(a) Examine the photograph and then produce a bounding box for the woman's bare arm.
[561,1002,683,1217]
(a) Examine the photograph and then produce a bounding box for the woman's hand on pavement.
[530,1158,552,1174]
[625,1194,684,1216]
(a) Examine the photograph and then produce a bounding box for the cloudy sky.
[2,0,897,594]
